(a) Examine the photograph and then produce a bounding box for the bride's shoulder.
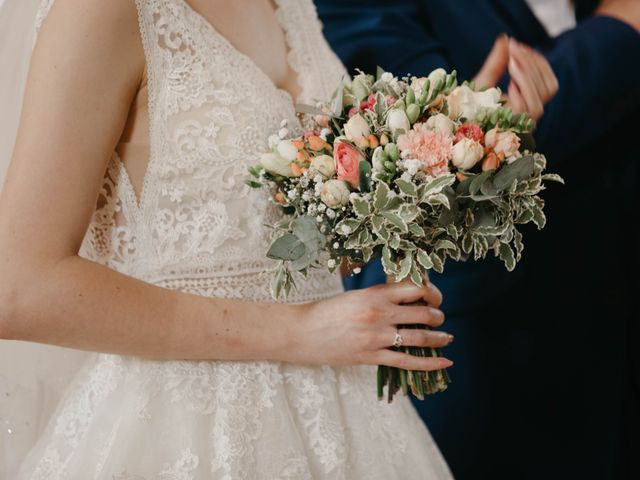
[39,0,141,48]
[35,0,144,79]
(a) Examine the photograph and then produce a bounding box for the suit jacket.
[317,0,640,314]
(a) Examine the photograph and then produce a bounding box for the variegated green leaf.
[395,179,418,197]
[382,212,409,233]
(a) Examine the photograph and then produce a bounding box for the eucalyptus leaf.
[359,160,373,193]
[470,170,493,195]
[493,155,535,191]
[267,234,306,262]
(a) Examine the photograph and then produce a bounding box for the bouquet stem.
[377,305,451,402]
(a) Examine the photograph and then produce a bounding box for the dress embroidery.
[18,1,452,479]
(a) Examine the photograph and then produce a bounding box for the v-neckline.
[178,0,303,106]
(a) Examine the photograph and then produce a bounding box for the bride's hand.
[287,281,454,370]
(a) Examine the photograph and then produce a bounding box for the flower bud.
[321,180,351,208]
[371,146,386,172]
[406,103,421,124]
[260,152,294,177]
[386,109,411,137]
[384,142,400,161]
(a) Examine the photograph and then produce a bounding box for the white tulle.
[4,0,452,478]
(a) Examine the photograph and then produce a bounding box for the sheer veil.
[0,0,93,476]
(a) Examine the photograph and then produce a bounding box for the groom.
[317,0,640,478]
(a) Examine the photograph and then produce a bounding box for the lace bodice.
[67,0,347,302]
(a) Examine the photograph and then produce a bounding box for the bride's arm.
[0,0,452,369]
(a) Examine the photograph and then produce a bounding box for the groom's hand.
[473,35,558,122]
[597,0,640,33]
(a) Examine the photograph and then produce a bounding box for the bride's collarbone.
[184,0,301,100]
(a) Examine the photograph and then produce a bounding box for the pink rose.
[485,128,521,157]
[334,140,365,187]
[455,123,484,143]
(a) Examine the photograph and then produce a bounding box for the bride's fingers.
[380,280,442,307]
[377,327,453,349]
[374,349,453,371]
[386,305,445,328]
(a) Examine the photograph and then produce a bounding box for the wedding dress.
[9,0,452,478]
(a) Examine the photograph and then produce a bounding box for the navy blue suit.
[316,1,640,478]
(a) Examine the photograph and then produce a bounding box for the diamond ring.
[392,330,404,348]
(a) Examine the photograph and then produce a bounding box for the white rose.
[386,109,411,137]
[309,154,336,178]
[321,180,351,208]
[344,113,371,143]
[451,138,484,170]
[276,140,299,162]
[425,113,455,135]
[447,85,501,121]
[260,152,293,177]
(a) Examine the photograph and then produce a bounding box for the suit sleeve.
[316,0,453,77]
[535,16,640,163]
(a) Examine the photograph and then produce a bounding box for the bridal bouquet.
[248,68,563,401]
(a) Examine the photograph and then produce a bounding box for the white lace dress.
[16,1,452,478]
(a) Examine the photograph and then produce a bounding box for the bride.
[0,0,455,478]
[0,0,556,477]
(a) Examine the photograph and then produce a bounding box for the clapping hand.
[473,34,558,122]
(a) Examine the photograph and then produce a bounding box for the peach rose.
[333,139,365,187]
[485,128,521,157]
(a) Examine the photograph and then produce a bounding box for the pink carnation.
[397,123,453,177]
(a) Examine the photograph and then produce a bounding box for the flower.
[386,109,411,137]
[411,69,446,98]
[485,128,521,158]
[425,113,455,135]
[277,140,298,161]
[371,146,385,172]
[308,135,330,152]
[344,113,371,143]
[309,155,336,179]
[334,140,365,187]
[451,138,484,170]
[314,114,330,129]
[260,152,294,177]
[447,85,501,120]
[397,123,453,177]
[321,179,351,208]
[482,152,500,171]
[455,123,484,143]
